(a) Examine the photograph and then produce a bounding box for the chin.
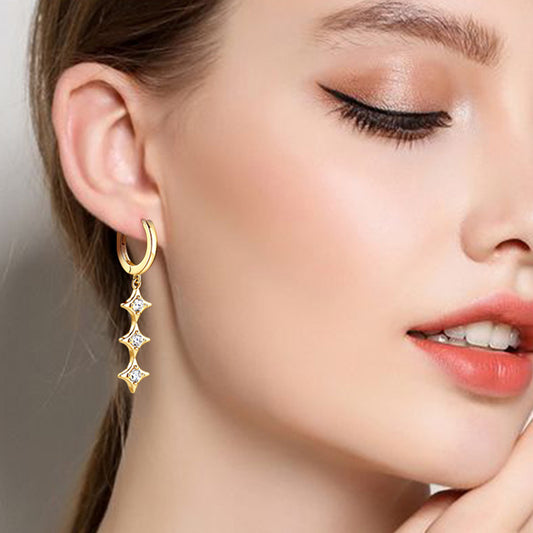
[353,402,525,490]
[401,420,519,490]
[428,454,507,490]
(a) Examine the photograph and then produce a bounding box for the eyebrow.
[311,0,504,67]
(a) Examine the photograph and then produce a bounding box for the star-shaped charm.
[117,358,150,393]
[119,323,150,353]
[120,286,152,319]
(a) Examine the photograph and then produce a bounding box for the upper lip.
[408,290,533,352]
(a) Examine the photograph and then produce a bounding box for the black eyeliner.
[316,82,450,120]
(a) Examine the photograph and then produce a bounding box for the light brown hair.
[27,1,232,531]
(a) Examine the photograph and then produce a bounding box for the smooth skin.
[400,416,533,531]
[51,0,533,531]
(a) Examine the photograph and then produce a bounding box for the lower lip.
[408,334,533,397]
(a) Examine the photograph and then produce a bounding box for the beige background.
[0,1,460,531]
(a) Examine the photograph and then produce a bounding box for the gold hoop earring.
[116,218,158,393]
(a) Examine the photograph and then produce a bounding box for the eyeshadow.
[320,53,453,112]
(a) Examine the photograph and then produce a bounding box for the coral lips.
[408,334,532,397]
[407,291,533,397]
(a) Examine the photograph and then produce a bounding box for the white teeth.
[509,328,520,349]
[427,333,449,343]
[413,321,522,351]
[444,325,466,340]
[489,323,512,350]
[465,321,494,347]
[443,336,468,346]
[427,333,469,346]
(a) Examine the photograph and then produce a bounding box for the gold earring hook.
[116,219,157,276]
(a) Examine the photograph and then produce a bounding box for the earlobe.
[51,62,166,247]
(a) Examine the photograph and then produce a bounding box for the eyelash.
[317,82,453,149]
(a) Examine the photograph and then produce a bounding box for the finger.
[394,489,464,532]
[427,418,533,532]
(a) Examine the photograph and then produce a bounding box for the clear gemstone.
[132,298,144,312]
[130,333,145,348]
[129,368,141,383]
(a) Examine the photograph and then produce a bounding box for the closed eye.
[317,82,453,149]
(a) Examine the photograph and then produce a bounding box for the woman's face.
[149,0,533,488]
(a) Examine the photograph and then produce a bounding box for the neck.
[97,252,429,533]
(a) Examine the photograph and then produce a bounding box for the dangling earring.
[116,218,158,393]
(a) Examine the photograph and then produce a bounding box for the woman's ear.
[51,61,167,248]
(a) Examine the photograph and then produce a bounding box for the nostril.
[495,238,531,253]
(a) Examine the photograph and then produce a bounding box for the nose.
[457,34,533,273]
[460,146,533,267]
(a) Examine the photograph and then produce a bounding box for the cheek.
[159,91,434,458]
